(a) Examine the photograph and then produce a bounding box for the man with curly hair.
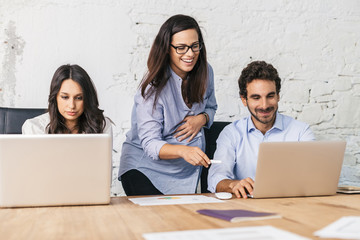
[208,61,315,198]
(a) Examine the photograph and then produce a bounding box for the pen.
[210,160,222,164]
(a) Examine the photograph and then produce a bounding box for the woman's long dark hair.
[47,64,106,133]
[140,14,208,107]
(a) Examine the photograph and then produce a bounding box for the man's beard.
[248,106,277,125]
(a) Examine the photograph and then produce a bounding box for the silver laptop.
[251,141,346,198]
[0,134,112,207]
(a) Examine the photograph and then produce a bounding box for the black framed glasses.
[170,42,202,54]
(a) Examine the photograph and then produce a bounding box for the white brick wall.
[1,0,359,196]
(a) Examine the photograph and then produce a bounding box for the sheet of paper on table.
[129,195,223,206]
[143,226,310,240]
[314,216,360,239]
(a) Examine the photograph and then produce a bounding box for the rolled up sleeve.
[135,91,167,160]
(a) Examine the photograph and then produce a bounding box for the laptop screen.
[0,134,112,207]
[252,141,346,198]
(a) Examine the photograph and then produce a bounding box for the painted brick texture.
[1,0,359,196]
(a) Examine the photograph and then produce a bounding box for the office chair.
[201,121,231,193]
[0,107,47,134]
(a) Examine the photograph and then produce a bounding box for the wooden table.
[0,194,359,239]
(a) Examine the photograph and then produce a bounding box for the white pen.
[210,160,222,164]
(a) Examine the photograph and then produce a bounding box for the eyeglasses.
[170,42,202,54]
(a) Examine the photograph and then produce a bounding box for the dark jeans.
[120,169,163,196]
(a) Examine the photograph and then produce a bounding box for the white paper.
[143,226,310,240]
[210,160,222,164]
[128,195,223,206]
[314,216,360,239]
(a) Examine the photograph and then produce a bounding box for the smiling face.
[169,28,200,80]
[56,79,84,131]
[241,79,280,134]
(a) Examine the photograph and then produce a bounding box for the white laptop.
[0,134,112,207]
[251,141,346,198]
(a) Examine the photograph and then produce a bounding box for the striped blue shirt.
[119,65,217,194]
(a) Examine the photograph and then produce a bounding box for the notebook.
[197,209,281,222]
[0,134,112,207]
[250,141,346,198]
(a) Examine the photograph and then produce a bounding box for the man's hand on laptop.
[229,178,254,199]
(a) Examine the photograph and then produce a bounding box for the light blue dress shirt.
[119,65,217,194]
[207,112,315,192]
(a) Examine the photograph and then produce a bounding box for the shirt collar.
[272,112,284,131]
[168,66,183,82]
[247,111,283,133]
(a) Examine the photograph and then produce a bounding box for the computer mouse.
[215,192,233,200]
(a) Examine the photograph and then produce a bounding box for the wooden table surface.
[1,193,359,240]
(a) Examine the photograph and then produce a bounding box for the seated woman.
[22,64,112,134]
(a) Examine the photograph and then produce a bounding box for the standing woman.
[119,14,217,195]
[22,64,112,135]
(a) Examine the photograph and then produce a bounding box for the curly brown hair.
[238,61,281,99]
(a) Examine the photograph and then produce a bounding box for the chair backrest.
[0,107,47,134]
[201,121,231,193]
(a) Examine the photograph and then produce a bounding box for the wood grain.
[0,194,359,239]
